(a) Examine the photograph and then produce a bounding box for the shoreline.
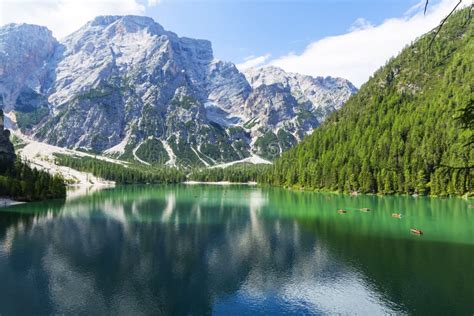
[66,183,116,200]
[277,185,474,199]
[184,181,257,186]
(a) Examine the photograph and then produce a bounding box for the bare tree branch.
[424,0,429,15]
[428,0,463,48]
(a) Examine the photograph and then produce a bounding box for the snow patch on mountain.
[103,132,131,155]
[161,140,177,167]
[210,154,272,169]
[132,140,151,165]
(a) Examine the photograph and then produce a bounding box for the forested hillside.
[260,7,473,196]
[1,110,66,201]
[54,154,186,184]
[0,160,66,201]
[189,164,270,183]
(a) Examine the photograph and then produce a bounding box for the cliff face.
[0,16,357,166]
[0,110,16,166]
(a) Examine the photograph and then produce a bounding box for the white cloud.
[0,0,146,39]
[236,54,271,71]
[270,0,468,87]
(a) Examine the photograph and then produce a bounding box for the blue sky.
[1,0,462,85]
[145,0,421,64]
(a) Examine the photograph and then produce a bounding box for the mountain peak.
[86,15,165,34]
[91,15,158,27]
[244,65,356,92]
[0,23,54,40]
[0,22,58,110]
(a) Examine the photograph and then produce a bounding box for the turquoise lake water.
[0,185,473,315]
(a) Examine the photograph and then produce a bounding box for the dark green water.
[0,185,473,315]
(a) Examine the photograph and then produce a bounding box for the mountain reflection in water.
[0,185,472,315]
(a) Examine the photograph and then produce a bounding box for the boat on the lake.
[392,213,402,219]
[360,208,370,212]
[337,209,347,214]
[410,228,423,235]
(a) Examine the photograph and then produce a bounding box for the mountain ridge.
[0,15,357,167]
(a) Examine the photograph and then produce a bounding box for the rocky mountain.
[0,110,15,166]
[0,16,357,167]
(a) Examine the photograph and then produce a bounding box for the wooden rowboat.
[360,208,370,212]
[410,228,423,235]
[337,209,347,214]
[392,213,402,219]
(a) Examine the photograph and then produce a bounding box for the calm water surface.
[0,185,473,315]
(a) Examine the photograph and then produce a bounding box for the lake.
[0,185,473,315]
